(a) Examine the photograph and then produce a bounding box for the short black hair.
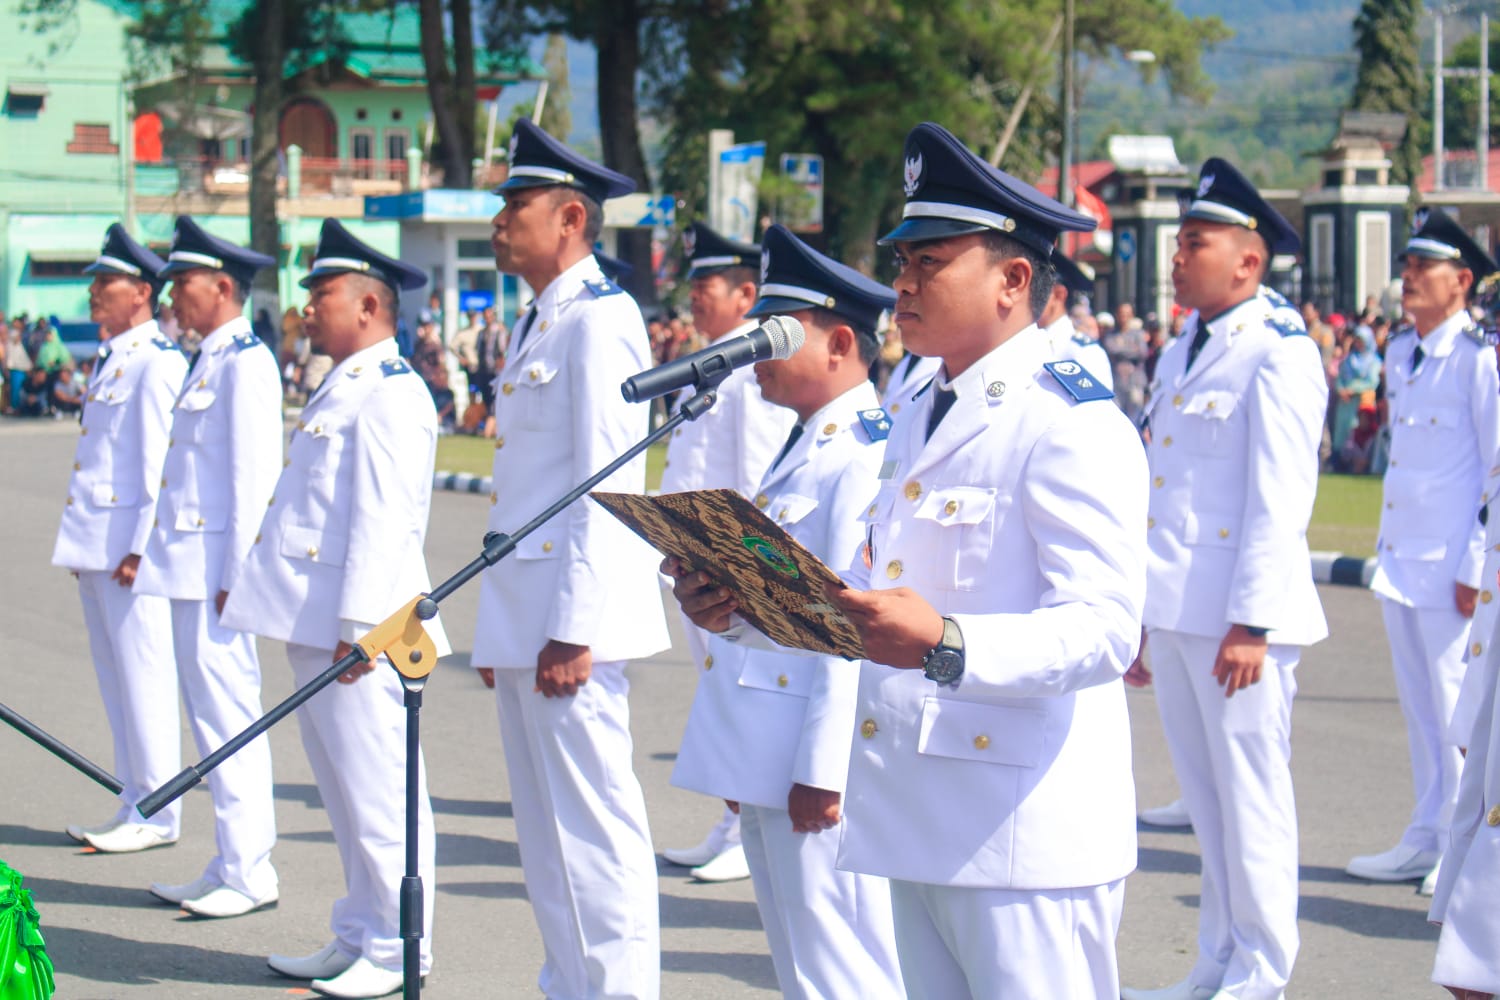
[551,186,604,244]
[808,306,879,365]
[231,276,252,305]
[980,231,1054,318]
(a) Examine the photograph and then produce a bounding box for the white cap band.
[902,199,1017,234]
[94,253,141,276]
[758,282,835,308]
[167,250,225,270]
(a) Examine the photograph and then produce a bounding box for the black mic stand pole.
[0,701,123,794]
[138,384,723,1000]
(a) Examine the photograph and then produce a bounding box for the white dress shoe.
[181,884,279,918]
[65,818,122,844]
[1419,856,1443,897]
[82,823,178,854]
[311,956,411,999]
[1345,844,1440,882]
[691,843,751,883]
[662,829,727,867]
[1138,798,1193,828]
[268,941,358,980]
[1121,979,1221,1000]
[150,875,221,906]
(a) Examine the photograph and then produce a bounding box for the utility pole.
[1480,12,1490,191]
[1435,9,1445,191]
[1060,0,1075,209]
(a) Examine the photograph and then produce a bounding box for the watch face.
[923,649,964,685]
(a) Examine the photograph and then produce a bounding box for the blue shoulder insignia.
[582,276,625,297]
[1266,316,1307,338]
[150,336,180,352]
[1070,332,1094,348]
[1042,360,1113,402]
[857,407,892,442]
[1261,286,1294,311]
[1462,324,1490,346]
[380,358,413,377]
[231,331,262,351]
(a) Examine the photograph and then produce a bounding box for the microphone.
[622,315,805,403]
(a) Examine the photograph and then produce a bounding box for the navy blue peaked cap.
[1401,207,1498,282]
[84,223,167,289]
[684,222,759,279]
[300,218,427,292]
[1052,252,1095,295]
[747,224,896,335]
[158,216,275,286]
[1182,157,1300,256]
[496,117,635,204]
[879,122,1096,255]
[595,250,634,283]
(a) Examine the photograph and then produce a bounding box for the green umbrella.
[0,861,54,999]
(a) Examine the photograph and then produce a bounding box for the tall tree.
[247,0,286,315]
[1440,31,1500,151]
[418,0,472,188]
[1349,0,1426,185]
[539,32,572,140]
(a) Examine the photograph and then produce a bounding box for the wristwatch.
[922,616,966,686]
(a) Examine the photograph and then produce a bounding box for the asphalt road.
[0,417,1446,998]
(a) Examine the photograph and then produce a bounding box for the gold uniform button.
[528,367,540,381]
[168,437,175,447]
[502,383,515,396]
[284,458,292,468]
[80,426,88,436]
[777,507,788,521]
[253,533,262,544]
[161,477,168,488]
[822,422,838,435]
[1474,642,1485,657]
[1483,591,1494,605]
[266,495,274,506]
[886,559,903,580]
[196,517,205,527]
[973,734,991,750]
[65,497,74,506]
[307,546,319,558]
[1205,400,1216,411]
[1153,476,1165,488]
[542,541,554,553]
[890,403,901,414]
[110,494,117,503]
[1172,394,1184,407]
[755,493,770,509]
[944,499,959,516]
[867,504,877,517]
[1488,804,1500,827]
[1162,436,1173,447]
[860,719,877,739]
[777,674,789,688]
[114,369,123,380]
[1218,527,1230,539]
[904,481,921,501]
[490,491,498,505]
[704,655,714,671]
[197,378,207,389]
[297,420,307,430]
[494,436,505,450]
[72,461,81,471]
[153,518,159,527]
[88,394,96,402]
[1147,517,1156,528]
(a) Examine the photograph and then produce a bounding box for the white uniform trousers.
[171,598,277,899]
[739,804,903,1000]
[1149,629,1299,1000]
[888,876,1124,999]
[77,570,180,836]
[1379,598,1467,853]
[493,661,659,1000]
[287,644,435,974]
[674,601,742,852]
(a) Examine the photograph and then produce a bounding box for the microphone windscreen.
[763,315,806,360]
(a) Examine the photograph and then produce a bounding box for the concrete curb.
[432,473,1380,590]
[1310,551,1376,588]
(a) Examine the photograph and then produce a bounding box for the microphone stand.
[136,384,722,1000]
[0,701,123,795]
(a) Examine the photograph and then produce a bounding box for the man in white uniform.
[1040,250,1114,392]
[54,224,187,853]
[666,223,904,998]
[472,118,670,1000]
[135,217,283,917]
[676,122,1145,998]
[1348,210,1500,896]
[1124,159,1329,1000]
[660,221,795,883]
[221,219,446,1000]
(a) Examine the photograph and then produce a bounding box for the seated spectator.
[1337,403,1381,474]
[428,366,456,435]
[50,367,84,416]
[15,368,49,417]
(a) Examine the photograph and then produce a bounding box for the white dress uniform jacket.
[838,326,1148,890]
[1043,315,1114,392]
[220,338,449,653]
[1451,465,1500,746]
[472,254,668,667]
[1371,312,1500,608]
[1430,495,1500,993]
[673,381,885,808]
[135,317,283,599]
[1142,295,1330,644]
[659,319,796,499]
[53,321,187,572]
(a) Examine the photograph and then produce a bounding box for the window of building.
[1354,168,1379,185]
[457,239,493,259]
[5,82,48,118]
[356,107,368,121]
[351,127,375,178]
[67,122,119,155]
[392,108,403,121]
[386,129,408,165]
[28,250,93,279]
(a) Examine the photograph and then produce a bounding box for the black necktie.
[1185,320,1212,372]
[926,386,957,440]
[511,307,537,354]
[769,423,804,472]
[1412,342,1425,372]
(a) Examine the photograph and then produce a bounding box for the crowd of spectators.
[1,314,96,418]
